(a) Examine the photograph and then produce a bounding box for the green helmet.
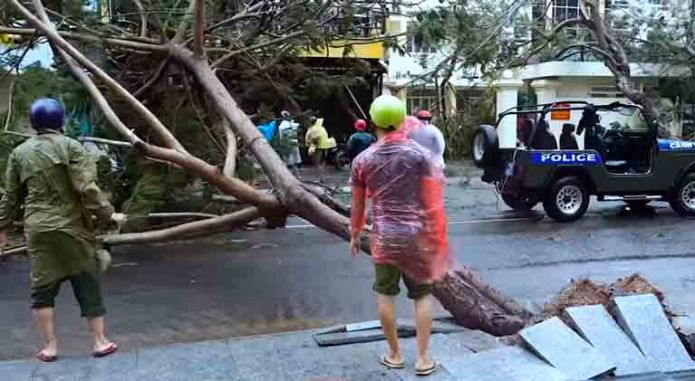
[369,95,406,130]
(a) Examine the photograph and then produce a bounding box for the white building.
[384,0,692,137]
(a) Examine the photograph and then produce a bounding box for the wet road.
[2,176,695,360]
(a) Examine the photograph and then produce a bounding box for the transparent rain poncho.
[350,119,450,283]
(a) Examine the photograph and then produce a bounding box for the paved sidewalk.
[0,329,496,381]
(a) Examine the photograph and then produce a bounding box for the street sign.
[551,103,571,121]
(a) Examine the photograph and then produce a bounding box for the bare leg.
[377,293,402,363]
[88,317,114,352]
[34,308,58,357]
[414,294,434,369]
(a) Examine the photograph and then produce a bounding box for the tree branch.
[211,31,306,68]
[132,56,171,97]
[9,0,185,151]
[132,0,148,38]
[102,207,263,246]
[193,0,205,57]
[222,119,237,178]
[173,0,196,44]
[0,26,167,52]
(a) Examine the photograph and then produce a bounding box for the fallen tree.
[3,0,532,336]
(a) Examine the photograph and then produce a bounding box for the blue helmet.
[29,98,65,130]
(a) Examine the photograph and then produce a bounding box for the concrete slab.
[346,319,381,332]
[567,304,654,376]
[135,339,237,380]
[613,294,695,373]
[520,317,616,380]
[31,351,139,381]
[363,334,460,381]
[315,327,416,346]
[0,359,39,380]
[444,330,505,353]
[439,346,569,381]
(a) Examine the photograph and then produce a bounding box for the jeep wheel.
[502,192,539,211]
[543,176,590,222]
[471,125,497,168]
[671,173,695,217]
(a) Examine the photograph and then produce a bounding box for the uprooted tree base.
[542,273,672,324]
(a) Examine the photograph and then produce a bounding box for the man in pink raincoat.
[350,95,450,377]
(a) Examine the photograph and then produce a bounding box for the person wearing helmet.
[349,95,450,377]
[0,98,122,361]
[345,119,376,162]
[408,109,446,170]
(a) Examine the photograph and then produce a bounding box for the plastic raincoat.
[305,118,337,153]
[0,132,114,287]
[350,129,450,283]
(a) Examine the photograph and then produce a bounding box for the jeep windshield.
[597,106,648,131]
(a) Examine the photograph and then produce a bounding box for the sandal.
[379,355,405,369]
[415,361,438,377]
[35,349,57,363]
[93,343,118,358]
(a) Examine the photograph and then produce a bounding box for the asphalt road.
[2,173,695,360]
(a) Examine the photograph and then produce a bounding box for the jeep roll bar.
[496,101,641,124]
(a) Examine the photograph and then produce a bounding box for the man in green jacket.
[0,98,124,362]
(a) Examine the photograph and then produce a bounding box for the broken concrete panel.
[439,346,569,381]
[520,317,616,380]
[613,294,695,373]
[314,327,416,347]
[567,304,654,376]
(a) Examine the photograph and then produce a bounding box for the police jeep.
[472,101,695,222]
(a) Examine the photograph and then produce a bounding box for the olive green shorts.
[31,271,106,318]
[373,263,431,300]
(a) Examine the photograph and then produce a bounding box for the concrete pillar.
[496,78,522,148]
[391,86,407,102]
[531,79,559,106]
[531,79,569,147]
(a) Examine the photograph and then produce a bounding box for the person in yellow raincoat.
[304,116,336,182]
[0,98,124,362]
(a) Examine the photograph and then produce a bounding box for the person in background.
[350,95,450,377]
[345,119,376,161]
[408,110,446,170]
[0,98,124,362]
[305,116,336,182]
[277,110,303,176]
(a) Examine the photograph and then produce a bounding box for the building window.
[406,23,436,54]
[552,0,579,23]
[407,90,438,114]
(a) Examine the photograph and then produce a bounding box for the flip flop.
[379,355,405,369]
[93,343,118,358]
[415,362,438,377]
[35,350,57,363]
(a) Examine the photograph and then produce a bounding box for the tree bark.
[222,119,237,178]
[193,0,205,57]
